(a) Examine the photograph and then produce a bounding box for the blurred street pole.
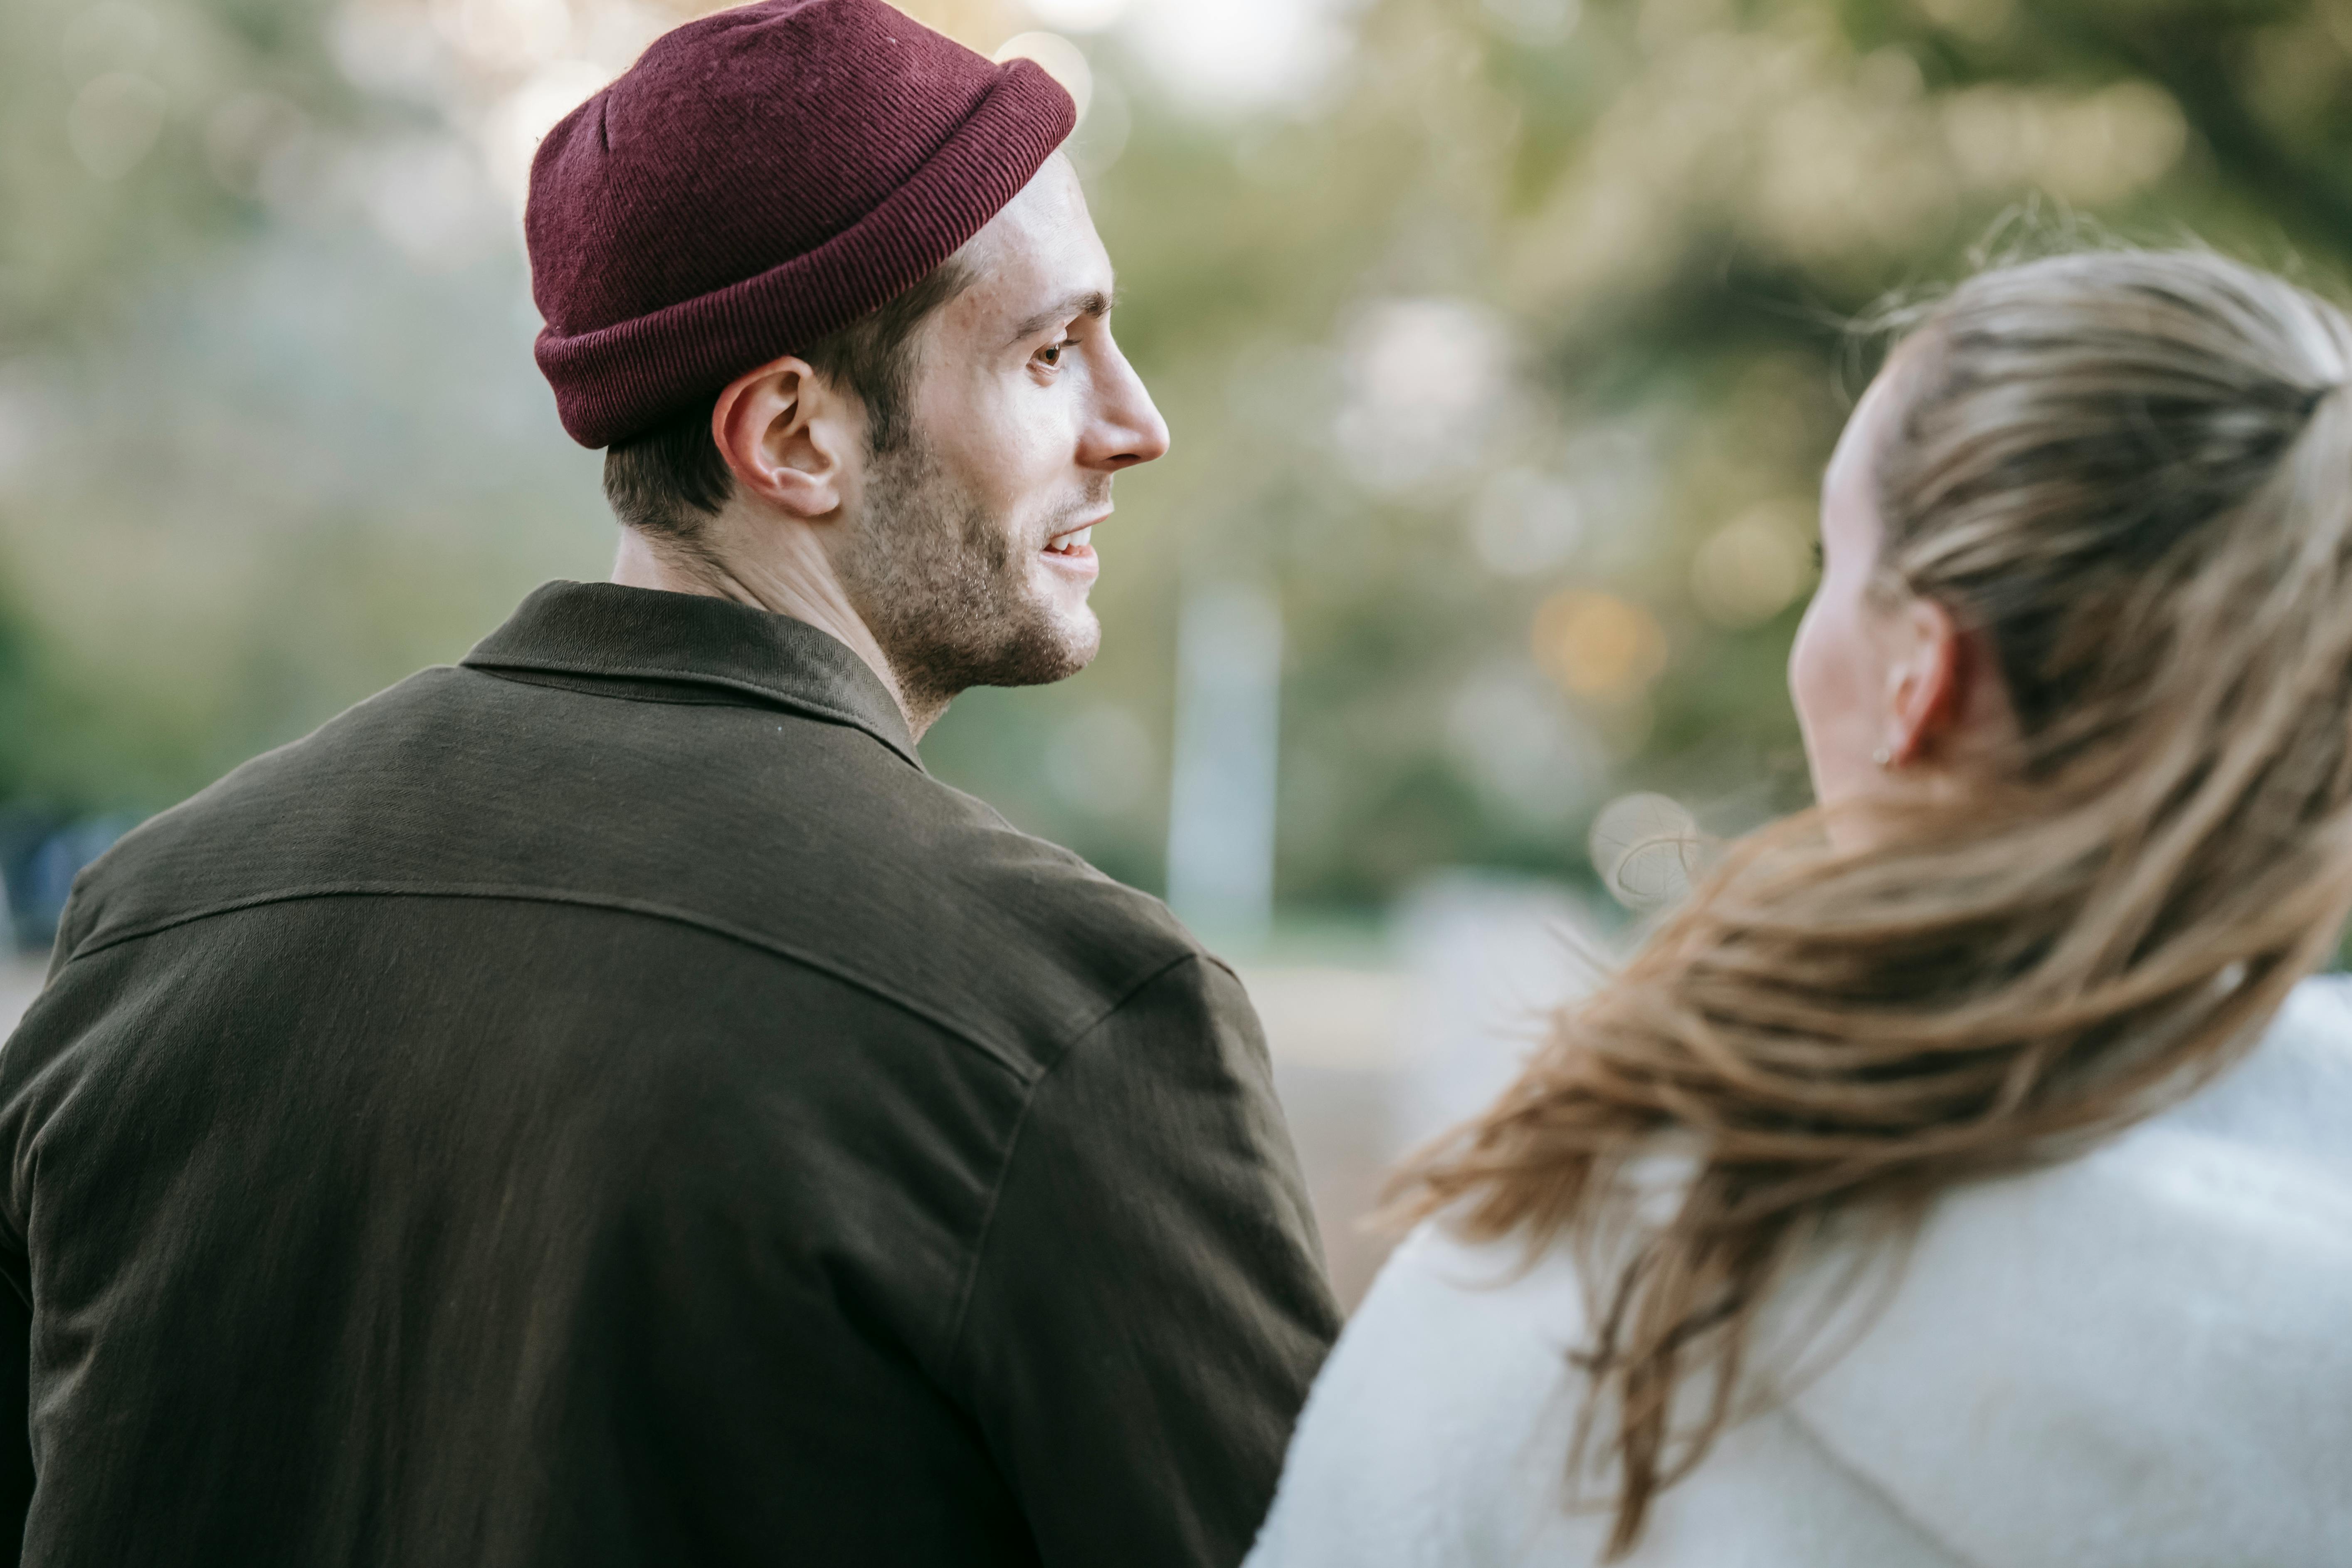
[1166,582,1282,951]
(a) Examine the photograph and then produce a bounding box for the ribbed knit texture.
[526,0,1076,449]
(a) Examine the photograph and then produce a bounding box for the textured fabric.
[526,0,1076,448]
[1246,978,2352,1568]
[0,581,1339,1568]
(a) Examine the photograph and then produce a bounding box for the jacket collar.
[462,581,923,770]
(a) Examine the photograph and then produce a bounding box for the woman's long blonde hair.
[1399,249,2352,1558]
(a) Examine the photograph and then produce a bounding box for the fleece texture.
[1248,977,2352,1568]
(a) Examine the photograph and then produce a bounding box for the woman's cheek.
[1790,595,1873,809]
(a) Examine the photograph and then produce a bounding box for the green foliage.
[17,0,2352,906]
[1,0,359,355]
[0,586,38,805]
[937,0,2352,907]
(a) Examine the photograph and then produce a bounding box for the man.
[0,3,1340,1563]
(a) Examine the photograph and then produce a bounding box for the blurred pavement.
[1245,872,1605,1310]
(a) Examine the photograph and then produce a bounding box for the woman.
[1247,250,2352,1567]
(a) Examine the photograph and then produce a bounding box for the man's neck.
[608,523,946,739]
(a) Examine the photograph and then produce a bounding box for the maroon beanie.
[526,0,1076,449]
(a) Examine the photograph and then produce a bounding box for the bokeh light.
[1024,0,1130,34]
[1589,791,1699,909]
[1690,504,1816,630]
[67,73,168,181]
[1533,591,1669,704]
[994,30,1095,121]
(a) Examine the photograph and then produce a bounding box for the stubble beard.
[836,432,1102,721]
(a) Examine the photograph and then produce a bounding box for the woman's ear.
[1882,595,1965,767]
[710,355,861,520]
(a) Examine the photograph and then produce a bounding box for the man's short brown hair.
[602,257,975,540]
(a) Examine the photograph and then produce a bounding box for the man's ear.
[710,355,862,520]
[1883,595,1965,767]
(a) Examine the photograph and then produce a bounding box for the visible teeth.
[1051,528,1093,554]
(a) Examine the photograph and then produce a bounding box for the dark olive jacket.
[0,581,1340,1568]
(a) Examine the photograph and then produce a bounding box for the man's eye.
[1037,338,1074,369]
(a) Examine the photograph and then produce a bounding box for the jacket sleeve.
[950,953,1342,1568]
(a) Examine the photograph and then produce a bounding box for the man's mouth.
[1044,526,1095,558]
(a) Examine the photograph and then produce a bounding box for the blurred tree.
[0,0,612,819]
[0,586,40,805]
[12,0,2352,918]
[995,0,2352,913]
[1,0,370,823]
[0,0,362,353]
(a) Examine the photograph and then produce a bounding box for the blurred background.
[10,0,2352,1301]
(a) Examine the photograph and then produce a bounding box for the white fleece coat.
[1246,977,2352,1568]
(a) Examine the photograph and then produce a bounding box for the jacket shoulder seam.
[58,882,1044,1082]
[939,950,1208,1367]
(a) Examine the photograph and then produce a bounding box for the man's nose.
[1084,341,1172,471]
